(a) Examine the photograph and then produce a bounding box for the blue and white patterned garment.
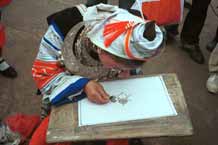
[32,21,89,106]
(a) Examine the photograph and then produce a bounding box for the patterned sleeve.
[32,22,89,106]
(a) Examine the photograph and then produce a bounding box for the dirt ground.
[0,0,218,145]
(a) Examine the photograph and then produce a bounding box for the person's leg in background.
[207,44,218,94]
[207,26,218,52]
[118,0,134,10]
[184,0,192,9]
[180,0,212,64]
[165,0,192,40]
[0,11,17,78]
[86,0,107,7]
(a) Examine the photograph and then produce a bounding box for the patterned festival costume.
[30,4,163,145]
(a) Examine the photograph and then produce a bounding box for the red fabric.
[29,116,128,145]
[4,114,41,142]
[32,60,64,89]
[29,116,51,145]
[0,0,12,8]
[106,139,129,145]
[142,0,182,25]
[29,116,71,145]
[0,23,6,48]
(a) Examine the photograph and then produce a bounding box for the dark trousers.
[0,11,2,55]
[215,26,218,42]
[86,0,134,9]
[181,0,212,44]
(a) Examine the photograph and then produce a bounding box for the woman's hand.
[84,80,110,104]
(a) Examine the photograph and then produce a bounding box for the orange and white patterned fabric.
[32,12,90,106]
[32,60,64,90]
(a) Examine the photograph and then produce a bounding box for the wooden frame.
[47,73,193,143]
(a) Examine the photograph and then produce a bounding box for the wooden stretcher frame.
[47,73,193,143]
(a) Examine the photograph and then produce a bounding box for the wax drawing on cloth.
[78,76,178,127]
[109,92,132,105]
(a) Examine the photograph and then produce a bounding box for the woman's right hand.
[84,80,110,104]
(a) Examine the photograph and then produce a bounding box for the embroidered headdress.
[84,4,164,61]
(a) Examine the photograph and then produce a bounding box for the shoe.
[0,122,21,145]
[206,39,218,52]
[0,58,17,78]
[0,122,7,143]
[206,73,218,94]
[0,66,18,78]
[165,25,179,40]
[181,42,205,64]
